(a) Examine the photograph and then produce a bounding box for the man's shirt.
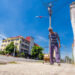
[49,32,59,45]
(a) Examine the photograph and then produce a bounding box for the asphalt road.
[0,55,41,63]
[0,55,75,75]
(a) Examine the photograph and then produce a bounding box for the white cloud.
[0,33,7,39]
[35,36,48,43]
[0,33,7,47]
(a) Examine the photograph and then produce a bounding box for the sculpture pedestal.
[70,2,75,63]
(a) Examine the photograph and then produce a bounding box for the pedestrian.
[48,28,61,66]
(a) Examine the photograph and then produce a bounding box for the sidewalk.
[0,62,75,75]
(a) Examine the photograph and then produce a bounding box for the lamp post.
[48,3,52,56]
[13,42,16,57]
[36,0,56,62]
[48,3,52,28]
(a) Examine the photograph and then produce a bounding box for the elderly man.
[49,28,61,65]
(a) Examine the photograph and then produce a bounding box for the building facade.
[0,36,39,55]
[70,2,75,63]
[26,37,34,55]
[0,36,30,54]
[26,37,39,55]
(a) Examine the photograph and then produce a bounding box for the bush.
[38,53,44,60]
[0,51,5,55]
[5,42,15,55]
[0,51,2,54]
[20,52,25,57]
[17,54,20,57]
[31,46,44,59]
[4,50,9,54]
[15,50,20,57]
[15,51,26,58]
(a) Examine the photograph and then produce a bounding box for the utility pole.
[13,42,16,57]
[48,3,52,28]
[48,3,52,55]
[14,46,15,56]
[36,0,57,60]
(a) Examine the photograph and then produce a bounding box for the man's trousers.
[50,44,60,64]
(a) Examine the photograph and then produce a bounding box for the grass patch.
[35,60,44,63]
[0,62,7,65]
[9,61,17,64]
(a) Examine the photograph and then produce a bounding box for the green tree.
[38,53,44,60]
[5,42,15,55]
[31,46,44,59]
[20,52,25,57]
[65,56,72,64]
[0,51,5,55]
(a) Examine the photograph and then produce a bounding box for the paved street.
[0,55,40,63]
[0,55,75,75]
[0,62,75,75]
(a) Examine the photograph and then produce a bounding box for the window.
[15,43,18,45]
[25,41,29,44]
[21,44,24,47]
[4,40,7,42]
[1,45,3,47]
[21,49,24,53]
[24,50,28,53]
[11,40,14,42]
[8,40,10,42]
[1,44,6,47]
[25,45,29,49]
[4,44,6,46]
[22,39,25,42]
[16,39,19,41]
[21,44,29,49]
[2,41,5,43]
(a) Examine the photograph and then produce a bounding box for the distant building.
[0,36,39,55]
[26,36,39,55]
[70,2,75,63]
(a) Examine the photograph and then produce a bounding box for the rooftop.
[3,36,24,40]
[34,43,39,47]
[8,36,24,39]
[25,37,31,42]
[2,36,39,46]
[2,36,30,42]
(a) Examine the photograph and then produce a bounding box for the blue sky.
[0,0,75,59]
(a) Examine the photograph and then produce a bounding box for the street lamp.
[36,0,56,62]
[48,3,52,28]
[13,42,16,57]
[48,3,53,57]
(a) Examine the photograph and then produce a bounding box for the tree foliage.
[38,53,44,60]
[5,42,15,54]
[20,52,25,57]
[0,51,5,55]
[31,46,44,60]
[65,56,72,64]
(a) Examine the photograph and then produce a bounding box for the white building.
[0,36,39,56]
[26,37,39,55]
[70,2,75,63]
[0,36,30,54]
